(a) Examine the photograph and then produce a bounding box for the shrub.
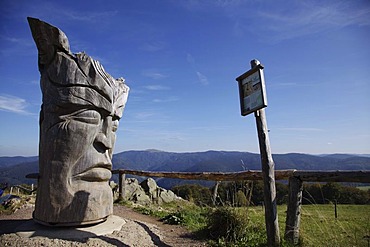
[235,190,248,207]
[205,207,249,243]
[172,184,212,206]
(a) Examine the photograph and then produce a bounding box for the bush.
[235,190,248,207]
[303,182,370,205]
[205,207,249,243]
[172,184,212,206]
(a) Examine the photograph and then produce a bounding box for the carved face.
[35,53,128,225]
[36,103,118,224]
[29,17,129,225]
[43,105,119,182]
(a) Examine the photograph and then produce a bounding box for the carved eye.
[71,110,101,125]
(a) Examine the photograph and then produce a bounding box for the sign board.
[235,64,267,116]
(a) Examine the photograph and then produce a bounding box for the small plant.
[206,207,249,244]
[161,205,209,231]
[114,198,130,205]
[161,213,184,225]
[134,205,169,218]
[0,204,13,215]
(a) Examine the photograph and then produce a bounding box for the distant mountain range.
[1,150,369,188]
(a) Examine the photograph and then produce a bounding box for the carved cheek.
[70,121,101,151]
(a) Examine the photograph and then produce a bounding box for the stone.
[123,178,141,200]
[140,178,158,199]
[132,190,151,205]
[118,177,180,205]
[110,180,119,199]
[16,215,126,239]
[120,178,150,204]
[158,188,177,204]
[28,17,129,226]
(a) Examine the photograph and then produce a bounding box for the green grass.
[125,201,370,246]
[299,204,370,246]
[357,186,370,191]
[247,205,370,246]
[117,200,209,231]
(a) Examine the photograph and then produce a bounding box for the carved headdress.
[28,17,129,118]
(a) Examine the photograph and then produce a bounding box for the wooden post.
[285,176,303,245]
[212,181,220,206]
[255,109,280,246]
[252,59,280,246]
[118,172,126,201]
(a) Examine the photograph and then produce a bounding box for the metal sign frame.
[235,63,267,116]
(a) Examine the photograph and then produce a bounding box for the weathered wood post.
[285,176,303,245]
[212,181,220,206]
[118,171,126,201]
[236,59,280,246]
[255,108,280,246]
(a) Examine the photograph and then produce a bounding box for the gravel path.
[0,205,207,246]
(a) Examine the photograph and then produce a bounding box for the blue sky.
[0,0,369,156]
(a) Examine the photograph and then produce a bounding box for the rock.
[140,178,159,199]
[132,190,151,205]
[124,178,141,199]
[110,181,119,199]
[158,188,177,204]
[122,178,149,205]
[118,177,181,205]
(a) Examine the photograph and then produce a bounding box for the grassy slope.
[128,201,370,246]
[247,205,370,247]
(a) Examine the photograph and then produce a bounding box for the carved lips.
[73,164,112,182]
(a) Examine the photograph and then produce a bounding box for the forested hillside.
[1,150,369,186]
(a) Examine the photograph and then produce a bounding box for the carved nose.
[94,116,113,152]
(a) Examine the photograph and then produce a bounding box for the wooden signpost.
[236,59,280,246]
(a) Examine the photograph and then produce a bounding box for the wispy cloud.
[196,71,209,85]
[265,1,370,28]
[271,82,299,87]
[186,53,210,85]
[1,36,33,47]
[142,70,169,80]
[0,95,31,115]
[133,112,157,120]
[179,1,370,42]
[215,0,242,7]
[59,9,118,23]
[179,0,242,11]
[0,35,36,57]
[253,1,370,42]
[123,126,188,143]
[124,111,174,125]
[140,41,166,52]
[278,127,324,132]
[186,53,195,64]
[144,85,170,91]
[153,96,179,103]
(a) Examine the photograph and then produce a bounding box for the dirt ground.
[0,204,207,246]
